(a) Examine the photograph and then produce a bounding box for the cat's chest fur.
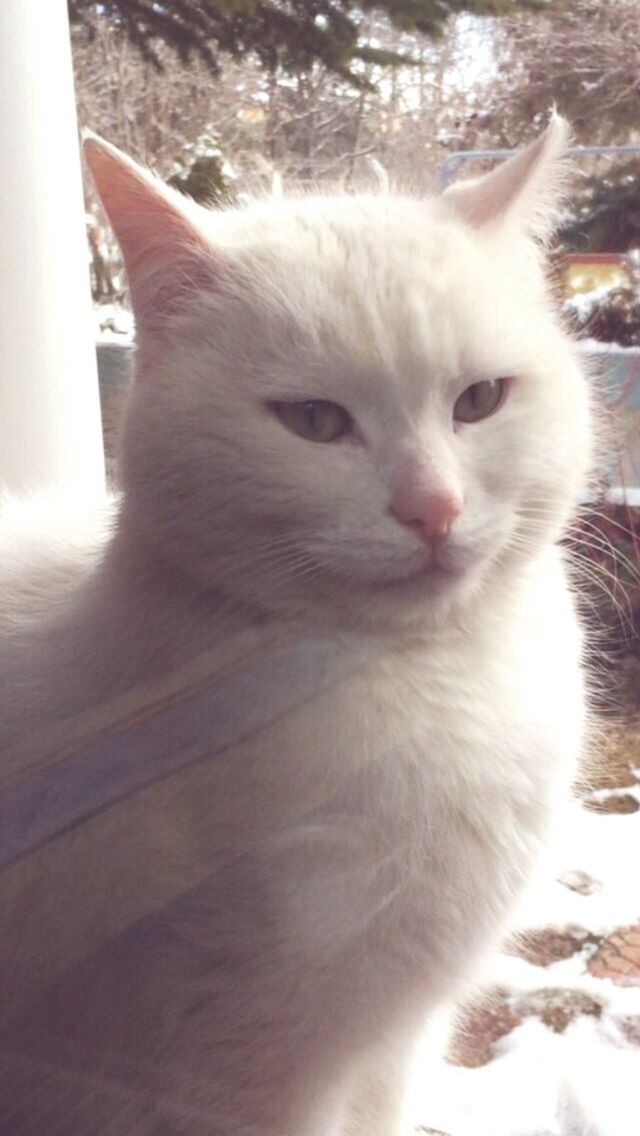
[259,552,583,1008]
[1,542,582,1034]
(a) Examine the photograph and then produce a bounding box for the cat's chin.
[377,559,459,589]
[318,559,485,631]
[371,562,473,609]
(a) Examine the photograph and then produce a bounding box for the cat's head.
[86,117,593,630]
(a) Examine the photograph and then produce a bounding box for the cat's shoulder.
[0,490,116,634]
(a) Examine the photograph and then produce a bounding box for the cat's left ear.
[441,114,570,242]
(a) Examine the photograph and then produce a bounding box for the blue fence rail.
[437,145,640,189]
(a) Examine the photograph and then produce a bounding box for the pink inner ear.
[85,139,219,330]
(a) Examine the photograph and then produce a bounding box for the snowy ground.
[412,673,640,1136]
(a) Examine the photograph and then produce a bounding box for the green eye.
[271,399,353,443]
[453,378,509,424]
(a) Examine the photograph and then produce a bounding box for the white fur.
[0,121,594,1133]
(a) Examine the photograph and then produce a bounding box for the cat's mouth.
[369,556,463,595]
[365,538,488,600]
[293,538,482,610]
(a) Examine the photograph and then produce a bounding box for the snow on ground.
[515,801,640,936]
[412,796,640,1135]
[414,1013,640,1136]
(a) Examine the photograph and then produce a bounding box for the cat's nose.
[390,492,463,544]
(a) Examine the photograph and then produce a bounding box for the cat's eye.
[271,399,353,443]
[453,379,508,424]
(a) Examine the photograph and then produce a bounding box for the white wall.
[0,0,104,496]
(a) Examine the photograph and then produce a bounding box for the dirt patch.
[616,1015,640,1045]
[514,987,603,1034]
[582,722,640,792]
[448,983,605,1069]
[504,926,598,967]
[576,655,640,809]
[605,655,640,719]
[447,981,604,1067]
[448,988,519,1068]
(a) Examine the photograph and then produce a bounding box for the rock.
[583,792,639,814]
[557,869,602,896]
[587,925,640,984]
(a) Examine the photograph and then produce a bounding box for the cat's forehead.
[209,193,464,265]
[203,194,526,393]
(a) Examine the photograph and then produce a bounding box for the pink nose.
[390,492,463,543]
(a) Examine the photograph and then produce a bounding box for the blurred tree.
[167,136,236,205]
[68,0,545,85]
[459,0,640,148]
[72,3,561,302]
[72,5,525,206]
[559,159,640,255]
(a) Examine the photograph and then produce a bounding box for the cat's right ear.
[84,134,219,331]
[441,114,570,243]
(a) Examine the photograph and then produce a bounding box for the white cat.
[0,116,594,1135]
